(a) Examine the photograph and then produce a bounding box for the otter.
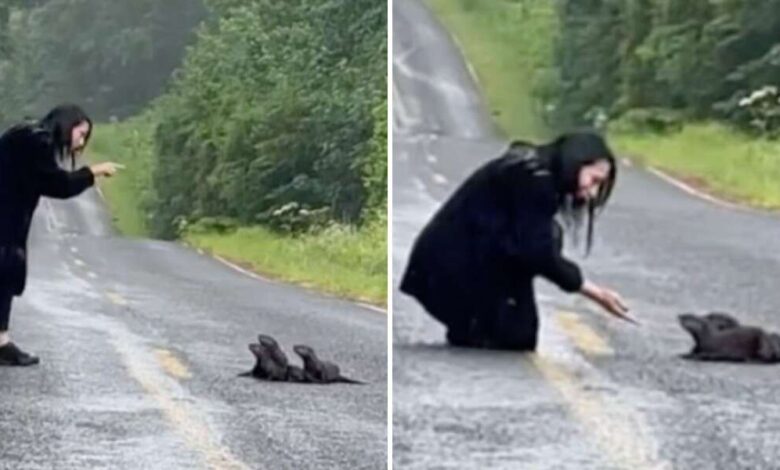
[293,344,365,384]
[286,364,308,383]
[678,312,780,363]
[238,342,287,379]
[256,334,290,381]
[699,312,740,331]
[240,335,367,384]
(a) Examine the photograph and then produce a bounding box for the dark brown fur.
[239,342,288,380]
[293,344,365,384]
[256,334,290,380]
[240,335,366,384]
[679,313,780,363]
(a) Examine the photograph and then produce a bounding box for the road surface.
[0,186,386,469]
[392,1,780,469]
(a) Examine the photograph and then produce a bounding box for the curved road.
[393,1,780,469]
[0,187,386,469]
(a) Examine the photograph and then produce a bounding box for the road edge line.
[210,253,387,315]
[647,167,750,212]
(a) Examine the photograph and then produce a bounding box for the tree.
[0,0,206,125]
[149,0,387,238]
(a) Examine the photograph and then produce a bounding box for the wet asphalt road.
[0,187,387,469]
[392,1,780,469]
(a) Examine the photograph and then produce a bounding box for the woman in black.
[0,104,123,366]
[400,131,631,350]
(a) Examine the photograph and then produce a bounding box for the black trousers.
[443,280,539,351]
[0,291,12,331]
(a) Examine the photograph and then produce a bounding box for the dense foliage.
[149,0,387,238]
[1,0,387,239]
[542,0,780,135]
[0,0,206,123]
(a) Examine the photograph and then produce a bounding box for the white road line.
[212,255,273,283]
[211,255,386,315]
[357,302,387,314]
[393,51,471,104]
[450,34,480,87]
[394,44,418,65]
[393,81,415,129]
[648,167,748,212]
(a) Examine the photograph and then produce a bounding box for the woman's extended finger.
[607,291,629,312]
[613,308,639,325]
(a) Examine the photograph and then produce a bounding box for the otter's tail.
[335,376,366,385]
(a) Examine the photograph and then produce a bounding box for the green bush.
[184,216,240,235]
[149,0,387,239]
[0,0,206,124]
[610,108,685,135]
[546,0,780,133]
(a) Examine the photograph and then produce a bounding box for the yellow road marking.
[155,349,192,380]
[555,311,614,356]
[530,354,670,470]
[105,291,128,306]
[111,338,249,470]
[525,310,669,469]
[54,258,248,469]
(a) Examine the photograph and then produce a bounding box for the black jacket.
[400,143,583,325]
[0,125,94,295]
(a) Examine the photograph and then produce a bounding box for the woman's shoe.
[0,342,40,366]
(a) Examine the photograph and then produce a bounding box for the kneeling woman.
[400,132,631,350]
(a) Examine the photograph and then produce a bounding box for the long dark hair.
[38,104,92,169]
[538,131,617,255]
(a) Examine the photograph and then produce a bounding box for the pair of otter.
[679,312,780,363]
[240,334,364,384]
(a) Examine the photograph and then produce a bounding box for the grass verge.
[89,117,155,237]
[425,0,780,209]
[87,118,387,307]
[612,123,780,208]
[426,0,556,141]
[184,220,387,306]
